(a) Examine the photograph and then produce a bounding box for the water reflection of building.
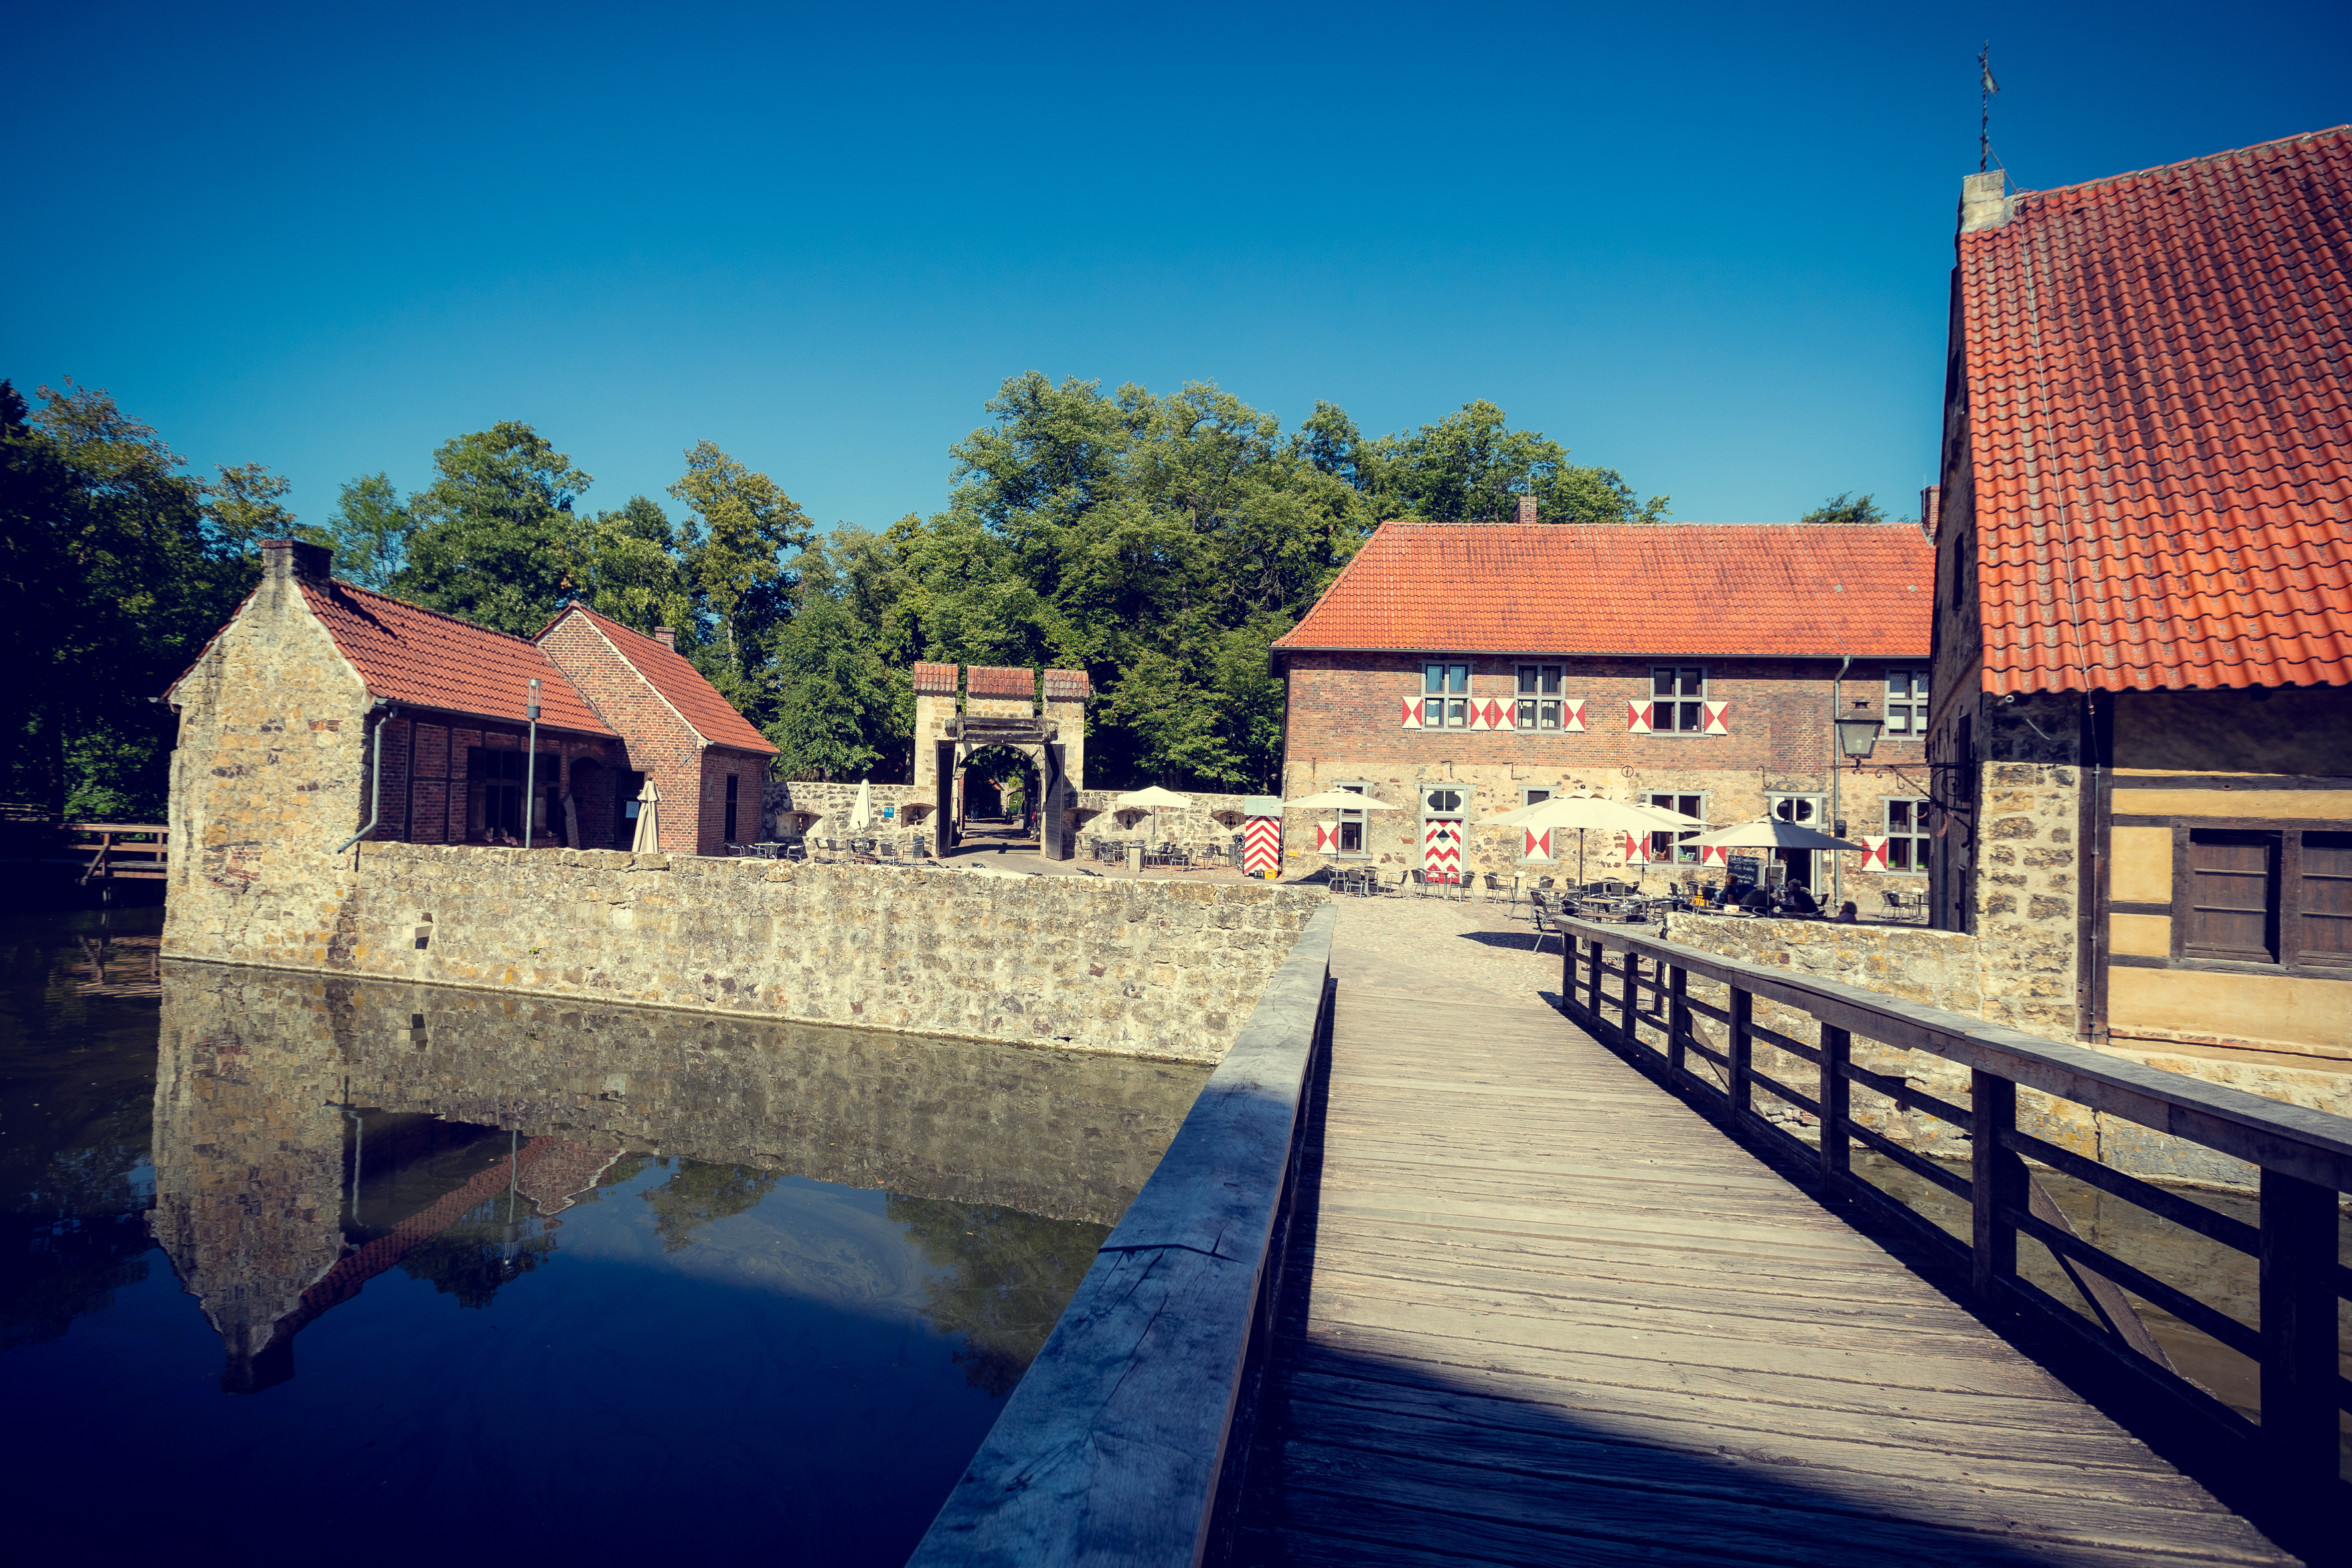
[151,963,1206,1392]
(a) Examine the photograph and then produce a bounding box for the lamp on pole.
[1830,710,1883,910]
[523,677,542,848]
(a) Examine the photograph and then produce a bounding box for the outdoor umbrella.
[1281,789,1401,811]
[1484,794,1706,884]
[629,779,662,854]
[1686,817,1867,852]
[849,779,874,834]
[1113,785,1192,851]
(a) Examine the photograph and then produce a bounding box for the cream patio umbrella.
[1686,817,1867,852]
[1113,785,1193,852]
[629,778,662,854]
[849,778,874,835]
[1484,793,1707,885]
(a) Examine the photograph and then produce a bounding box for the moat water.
[0,905,1210,1565]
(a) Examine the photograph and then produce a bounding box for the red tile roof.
[1273,522,1932,658]
[913,661,961,696]
[966,666,1034,699]
[1960,126,2352,694]
[298,581,615,734]
[549,605,778,754]
[1043,668,1092,700]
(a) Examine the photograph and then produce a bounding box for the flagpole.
[1978,42,1998,173]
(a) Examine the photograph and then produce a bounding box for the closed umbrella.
[1114,785,1192,852]
[849,779,874,834]
[629,778,662,854]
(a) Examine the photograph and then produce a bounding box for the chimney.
[260,538,334,584]
[1919,484,1942,543]
[653,627,675,649]
[1515,494,1539,525]
[1959,169,2013,234]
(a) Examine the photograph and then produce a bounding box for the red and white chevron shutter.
[1622,830,1649,864]
[1700,844,1727,866]
[1564,698,1587,732]
[1702,700,1729,736]
[1423,819,1462,876]
[1399,696,1423,729]
[1466,697,1488,732]
[1627,701,1652,734]
[1861,836,1890,870]
[1242,816,1281,875]
[1482,697,1507,731]
[1524,827,1551,860]
[1314,821,1340,853]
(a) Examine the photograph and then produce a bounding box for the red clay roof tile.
[913,661,961,696]
[966,666,1034,700]
[1274,522,1932,658]
[550,605,778,754]
[1043,668,1092,700]
[1960,126,2352,694]
[298,580,615,735]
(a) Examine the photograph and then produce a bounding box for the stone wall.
[1072,789,1252,852]
[765,779,934,844]
[163,840,1322,1063]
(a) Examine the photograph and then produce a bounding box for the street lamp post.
[523,677,542,847]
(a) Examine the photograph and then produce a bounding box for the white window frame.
[1646,791,1707,864]
[1650,665,1708,734]
[1332,781,1371,858]
[1883,797,1932,874]
[1421,660,1472,728]
[1885,668,1930,737]
[1514,663,1566,731]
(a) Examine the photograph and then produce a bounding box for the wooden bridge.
[911,909,2345,1567]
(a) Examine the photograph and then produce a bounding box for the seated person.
[1738,884,1770,912]
[1784,883,1822,917]
[1832,900,1859,923]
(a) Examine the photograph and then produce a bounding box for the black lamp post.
[522,677,542,846]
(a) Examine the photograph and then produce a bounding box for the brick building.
[1271,518,1936,902]
[1926,129,2352,1059]
[163,538,775,932]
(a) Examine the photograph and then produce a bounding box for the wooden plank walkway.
[1226,983,2294,1567]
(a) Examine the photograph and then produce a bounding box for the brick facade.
[1279,649,1934,900]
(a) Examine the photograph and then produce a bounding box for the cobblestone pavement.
[1328,890,1571,1012]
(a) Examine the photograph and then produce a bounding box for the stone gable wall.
[165,840,1321,1063]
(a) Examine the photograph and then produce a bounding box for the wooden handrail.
[908,905,1338,1565]
[1555,913,2351,1530]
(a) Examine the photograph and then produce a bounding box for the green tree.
[392,422,591,635]
[574,495,694,635]
[763,591,902,781]
[1361,399,1670,524]
[1800,491,1887,524]
[325,473,414,589]
[0,380,259,817]
[668,441,813,672]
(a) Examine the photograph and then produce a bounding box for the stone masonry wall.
[165,840,1322,1063]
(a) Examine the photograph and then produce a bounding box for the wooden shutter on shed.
[2299,830,2352,965]
[2183,828,2278,963]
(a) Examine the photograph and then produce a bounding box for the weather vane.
[1979,42,2000,174]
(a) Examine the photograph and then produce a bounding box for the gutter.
[335,699,400,855]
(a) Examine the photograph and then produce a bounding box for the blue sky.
[7,1,2346,535]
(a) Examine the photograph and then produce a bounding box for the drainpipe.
[335,699,400,855]
[1830,656,1851,912]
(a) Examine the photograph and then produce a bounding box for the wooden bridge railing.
[71,822,169,882]
[1557,915,2351,1517]
[907,903,1337,1566]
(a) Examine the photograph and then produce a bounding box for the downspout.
[1831,655,1851,912]
[335,698,400,855]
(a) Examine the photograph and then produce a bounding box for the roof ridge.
[329,577,552,649]
[2006,123,2352,210]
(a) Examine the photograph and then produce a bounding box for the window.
[1647,793,1705,863]
[1770,795,1820,826]
[1885,669,1929,735]
[1334,783,1368,855]
[1423,662,1470,728]
[1651,666,1706,732]
[2184,830,2278,963]
[1516,664,1564,730]
[467,747,526,842]
[725,773,740,842]
[1884,798,1932,872]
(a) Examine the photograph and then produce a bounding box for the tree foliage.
[1800,491,1887,524]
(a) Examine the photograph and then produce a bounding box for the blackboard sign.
[1725,854,1762,886]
